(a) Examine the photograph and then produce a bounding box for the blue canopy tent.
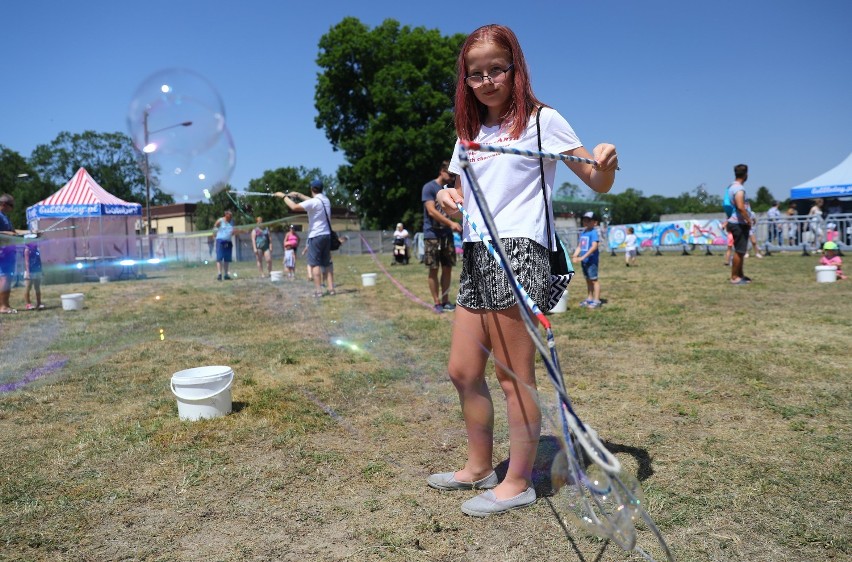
[26,168,142,276]
[789,152,852,200]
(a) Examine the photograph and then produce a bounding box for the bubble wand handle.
[461,140,620,170]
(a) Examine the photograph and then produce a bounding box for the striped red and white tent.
[26,167,141,225]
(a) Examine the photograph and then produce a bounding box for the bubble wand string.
[228,190,279,197]
[456,143,672,561]
[22,225,76,239]
[461,140,621,170]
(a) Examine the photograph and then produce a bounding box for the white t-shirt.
[301,193,331,239]
[448,107,582,249]
[625,233,638,251]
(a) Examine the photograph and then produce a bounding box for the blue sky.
[2,0,850,206]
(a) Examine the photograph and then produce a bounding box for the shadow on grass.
[494,435,653,497]
[490,435,649,561]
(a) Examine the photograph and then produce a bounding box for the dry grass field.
[1,249,849,562]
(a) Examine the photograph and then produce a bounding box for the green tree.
[0,146,54,229]
[554,181,585,200]
[596,188,656,224]
[752,186,775,211]
[29,131,173,206]
[314,18,465,230]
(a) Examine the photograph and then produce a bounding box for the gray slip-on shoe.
[427,470,498,491]
[460,487,537,517]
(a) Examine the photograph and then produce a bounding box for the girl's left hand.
[593,143,618,172]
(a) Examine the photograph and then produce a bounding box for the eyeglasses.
[465,63,514,89]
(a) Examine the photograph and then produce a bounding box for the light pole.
[142,111,192,257]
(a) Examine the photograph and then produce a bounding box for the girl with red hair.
[429,24,618,516]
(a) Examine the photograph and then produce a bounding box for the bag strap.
[320,197,333,231]
[536,107,554,251]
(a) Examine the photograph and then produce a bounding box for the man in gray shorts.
[422,161,462,313]
[276,179,336,297]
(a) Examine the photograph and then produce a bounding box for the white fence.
[9,213,851,286]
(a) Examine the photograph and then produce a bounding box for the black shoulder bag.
[536,107,574,309]
[322,202,341,251]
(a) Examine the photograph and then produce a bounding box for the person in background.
[422,161,462,313]
[251,216,273,278]
[0,194,20,313]
[820,241,846,280]
[213,210,234,281]
[722,218,734,266]
[766,200,781,245]
[573,211,603,307]
[807,198,824,247]
[283,225,300,280]
[624,226,638,267]
[784,205,799,246]
[825,222,839,244]
[745,201,763,259]
[276,179,335,297]
[726,164,751,284]
[392,222,410,265]
[825,198,845,245]
[430,24,617,518]
[23,242,44,310]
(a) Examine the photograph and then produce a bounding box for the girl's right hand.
[436,188,462,216]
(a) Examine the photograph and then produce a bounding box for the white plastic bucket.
[361,273,377,287]
[170,366,234,421]
[550,291,570,313]
[60,293,84,311]
[270,271,284,283]
[815,265,837,283]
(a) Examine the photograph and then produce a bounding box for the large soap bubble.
[128,68,234,201]
[147,127,236,202]
[127,68,225,155]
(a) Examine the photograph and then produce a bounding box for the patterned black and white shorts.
[457,237,550,312]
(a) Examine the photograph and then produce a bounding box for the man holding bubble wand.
[274,179,336,297]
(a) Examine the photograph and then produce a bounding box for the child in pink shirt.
[820,241,846,280]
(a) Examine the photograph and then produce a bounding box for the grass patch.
[0,252,849,561]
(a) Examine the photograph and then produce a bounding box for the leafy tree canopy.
[0,146,55,229]
[595,185,726,225]
[314,17,465,230]
[554,182,586,201]
[29,131,173,207]
[752,186,776,212]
